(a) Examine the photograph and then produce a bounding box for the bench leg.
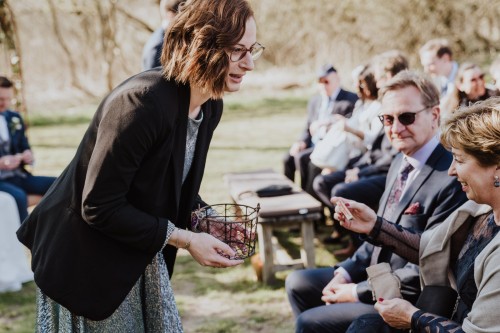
[300,220,316,268]
[257,224,275,284]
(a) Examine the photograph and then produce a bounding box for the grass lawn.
[0,94,343,332]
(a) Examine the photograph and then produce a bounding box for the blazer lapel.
[336,89,347,102]
[310,95,322,120]
[169,84,190,219]
[177,99,221,227]
[4,111,13,139]
[419,201,491,286]
[393,145,446,223]
[4,111,19,153]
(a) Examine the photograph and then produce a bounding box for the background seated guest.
[441,62,495,116]
[285,71,467,333]
[371,50,409,89]
[307,64,382,197]
[340,65,383,154]
[141,0,183,70]
[0,191,33,293]
[340,97,500,333]
[283,64,357,189]
[0,76,56,221]
[418,38,458,98]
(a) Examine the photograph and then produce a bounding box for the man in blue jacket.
[0,76,55,221]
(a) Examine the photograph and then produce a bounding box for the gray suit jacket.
[337,143,468,304]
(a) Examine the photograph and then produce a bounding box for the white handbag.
[310,121,350,170]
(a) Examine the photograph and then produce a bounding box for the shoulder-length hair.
[161,0,254,99]
[441,97,500,167]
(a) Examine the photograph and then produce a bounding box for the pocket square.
[404,202,420,215]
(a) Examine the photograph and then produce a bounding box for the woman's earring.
[495,175,500,188]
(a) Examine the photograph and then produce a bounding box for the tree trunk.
[0,0,27,119]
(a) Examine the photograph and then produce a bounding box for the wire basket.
[191,203,260,260]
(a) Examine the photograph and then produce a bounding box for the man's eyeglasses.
[229,42,265,62]
[378,106,432,126]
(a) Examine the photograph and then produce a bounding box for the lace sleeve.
[160,221,177,251]
[411,310,464,333]
[368,216,420,264]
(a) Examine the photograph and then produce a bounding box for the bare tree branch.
[115,5,155,33]
[94,0,120,91]
[46,0,94,97]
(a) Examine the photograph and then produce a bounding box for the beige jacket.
[420,200,500,333]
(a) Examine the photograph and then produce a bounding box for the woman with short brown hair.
[17,0,264,331]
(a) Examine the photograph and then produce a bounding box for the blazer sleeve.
[80,89,172,253]
[192,195,208,212]
[336,241,374,282]
[332,100,355,118]
[462,239,500,333]
[299,97,317,145]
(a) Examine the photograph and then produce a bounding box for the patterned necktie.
[373,160,415,265]
[383,160,414,221]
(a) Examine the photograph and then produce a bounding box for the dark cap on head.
[317,64,337,79]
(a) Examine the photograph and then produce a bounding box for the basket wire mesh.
[191,203,260,260]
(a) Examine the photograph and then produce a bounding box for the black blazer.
[337,143,468,303]
[17,69,223,320]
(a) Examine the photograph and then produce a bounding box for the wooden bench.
[224,169,323,284]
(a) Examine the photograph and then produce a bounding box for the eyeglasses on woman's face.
[229,42,265,62]
[378,106,432,126]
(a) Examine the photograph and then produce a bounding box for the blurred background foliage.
[1,0,499,114]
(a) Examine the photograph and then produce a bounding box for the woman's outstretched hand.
[187,232,244,268]
[330,197,378,235]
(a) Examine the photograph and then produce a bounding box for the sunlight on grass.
[0,282,36,333]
